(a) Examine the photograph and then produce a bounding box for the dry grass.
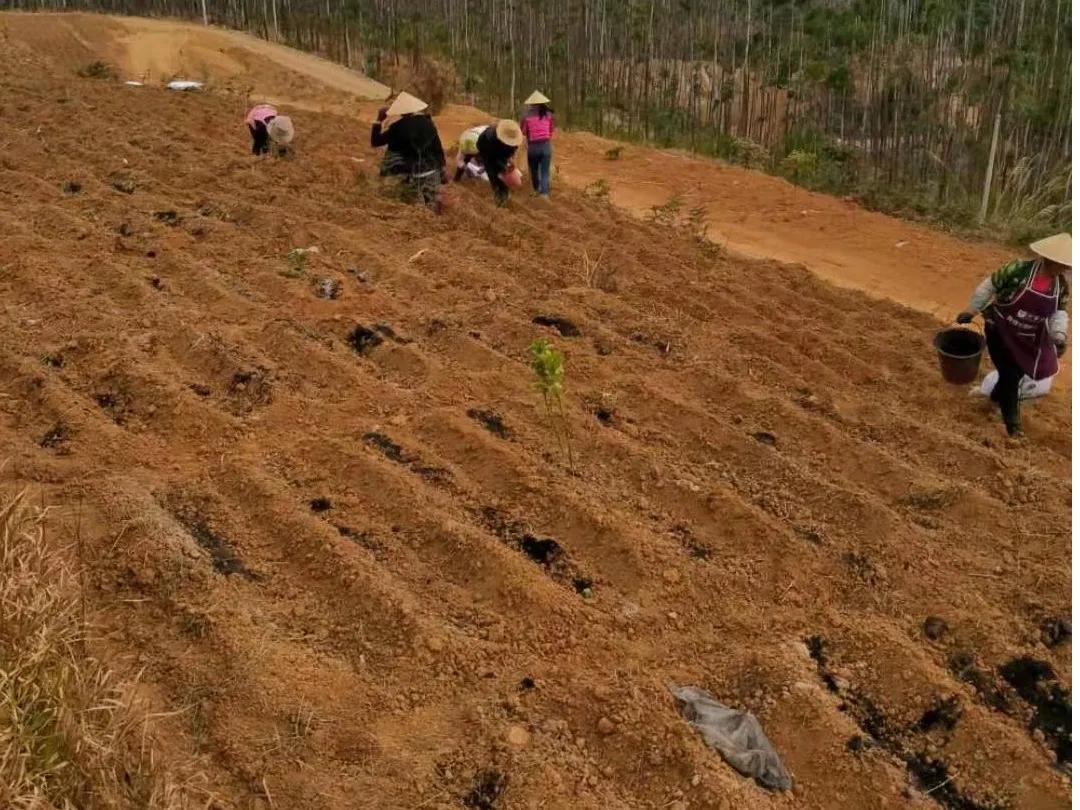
[0,489,193,809]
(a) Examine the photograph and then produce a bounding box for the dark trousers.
[250,123,269,155]
[527,141,552,194]
[985,324,1023,434]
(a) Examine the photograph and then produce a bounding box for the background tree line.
[6,0,1070,238]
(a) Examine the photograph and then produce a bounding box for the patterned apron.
[989,266,1060,381]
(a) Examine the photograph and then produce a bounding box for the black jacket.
[371,113,446,175]
[476,126,518,195]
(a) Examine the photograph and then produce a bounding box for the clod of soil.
[532,315,581,337]
[40,423,71,449]
[363,431,412,464]
[1039,616,1071,648]
[42,352,65,368]
[999,656,1071,764]
[310,497,332,513]
[916,695,963,732]
[571,577,594,595]
[315,277,341,299]
[464,769,508,810]
[846,735,869,753]
[153,210,180,225]
[347,325,384,355]
[189,383,211,397]
[467,408,511,439]
[110,177,136,194]
[923,616,949,641]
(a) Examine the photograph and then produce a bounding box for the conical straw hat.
[385,91,428,119]
[1030,233,1071,267]
[524,90,550,105]
[268,115,294,145]
[495,119,524,147]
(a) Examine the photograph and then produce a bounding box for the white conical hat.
[268,115,294,145]
[1030,233,1071,267]
[384,91,428,118]
[524,90,550,105]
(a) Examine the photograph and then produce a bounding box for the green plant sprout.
[529,339,575,473]
[649,193,684,226]
[284,247,315,278]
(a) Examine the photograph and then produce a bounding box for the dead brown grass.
[0,489,193,809]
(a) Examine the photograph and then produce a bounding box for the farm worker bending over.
[453,125,491,181]
[370,91,447,210]
[520,90,555,198]
[246,104,294,156]
[956,232,1070,437]
[474,120,523,206]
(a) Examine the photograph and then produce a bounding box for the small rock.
[597,717,616,735]
[661,568,680,584]
[506,725,530,748]
[483,288,498,303]
[424,636,444,653]
[923,616,949,641]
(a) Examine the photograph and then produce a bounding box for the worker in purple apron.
[957,233,1071,436]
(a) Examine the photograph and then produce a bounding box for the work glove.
[376,106,389,122]
[955,311,975,325]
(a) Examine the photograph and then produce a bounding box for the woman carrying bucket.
[474,120,524,206]
[520,90,555,198]
[956,233,1071,436]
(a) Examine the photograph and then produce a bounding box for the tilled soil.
[0,14,1071,810]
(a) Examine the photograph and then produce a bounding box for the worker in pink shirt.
[245,104,294,156]
[520,90,555,198]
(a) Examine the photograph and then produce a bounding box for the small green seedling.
[284,247,315,278]
[529,339,575,472]
[649,194,684,226]
[584,178,611,203]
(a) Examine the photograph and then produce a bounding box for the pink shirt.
[520,112,555,143]
[246,104,277,127]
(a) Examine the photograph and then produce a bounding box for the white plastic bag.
[976,370,1053,400]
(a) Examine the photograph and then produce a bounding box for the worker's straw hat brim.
[524,90,550,105]
[1030,233,1072,267]
[496,119,524,147]
[268,115,294,145]
[385,91,428,119]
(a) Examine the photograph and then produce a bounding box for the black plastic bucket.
[934,327,985,385]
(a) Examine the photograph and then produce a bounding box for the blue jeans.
[527,141,552,195]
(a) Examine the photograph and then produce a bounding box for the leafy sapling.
[529,339,575,472]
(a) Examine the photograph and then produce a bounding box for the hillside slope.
[0,16,1072,810]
